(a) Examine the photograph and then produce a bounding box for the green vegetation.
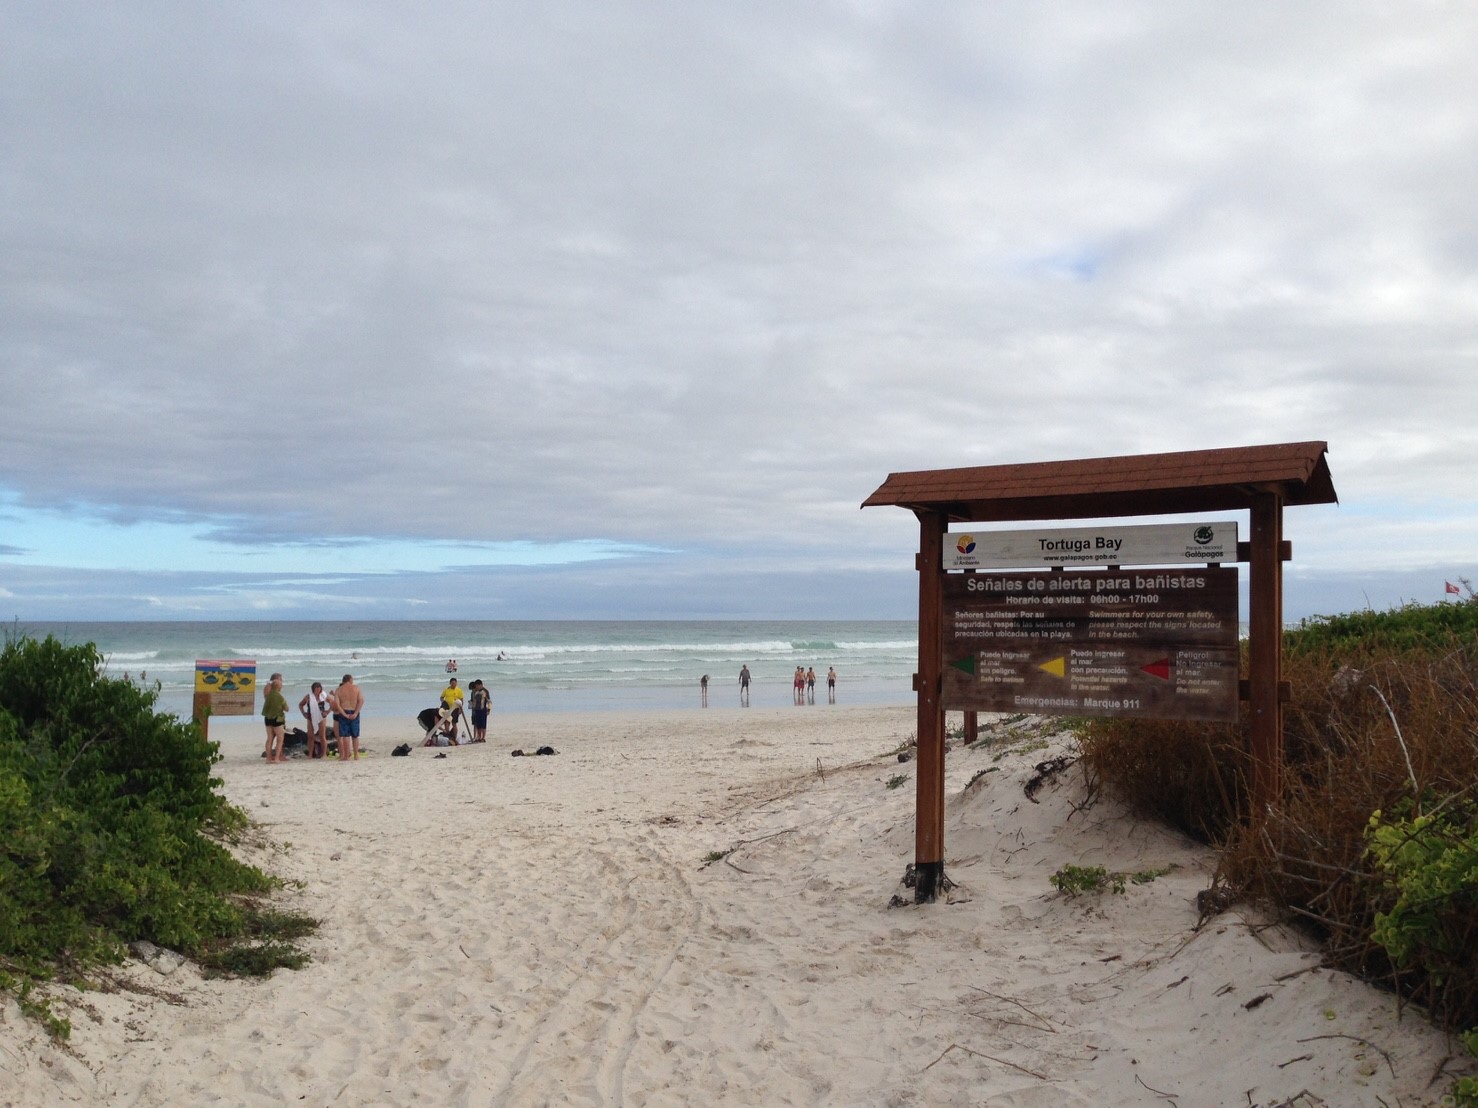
[964,766,999,790]
[1458,1029,1478,1108]
[1049,863,1174,897]
[885,773,910,790]
[1366,802,1478,987]
[1365,799,1478,1104]
[1077,594,1478,1098]
[0,633,317,1038]
[1050,863,1114,895]
[992,737,1049,763]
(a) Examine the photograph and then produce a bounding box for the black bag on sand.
[391,743,411,757]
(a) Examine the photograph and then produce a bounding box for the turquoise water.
[16,620,918,721]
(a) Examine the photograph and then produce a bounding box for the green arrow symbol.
[949,656,977,675]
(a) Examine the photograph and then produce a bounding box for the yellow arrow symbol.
[1038,656,1066,678]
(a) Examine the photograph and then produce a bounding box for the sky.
[2,2,1476,623]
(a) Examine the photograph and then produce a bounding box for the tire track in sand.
[486,822,704,1106]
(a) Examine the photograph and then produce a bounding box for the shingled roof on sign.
[861,441,1336,523]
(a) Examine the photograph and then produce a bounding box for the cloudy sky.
[3,2,1475,622]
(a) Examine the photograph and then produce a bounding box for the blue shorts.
[471,709,489,727]
[335,715,360,739]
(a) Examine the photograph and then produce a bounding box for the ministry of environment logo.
[956,534,977,555]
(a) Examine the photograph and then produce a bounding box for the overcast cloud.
[3,1,1476,621]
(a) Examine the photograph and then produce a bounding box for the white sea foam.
[28,619,918,719]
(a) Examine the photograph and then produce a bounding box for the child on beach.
[262,673,288,763]
[468,679,491,742]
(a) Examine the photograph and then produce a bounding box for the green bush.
[1365,802,1478,1106]
[0,633,316,1037]
[1286,591,1478,657]
[1457,1029,1478,1107]
[1365,802,1478,1030]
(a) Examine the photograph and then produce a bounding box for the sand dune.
[2,706,1469,1106]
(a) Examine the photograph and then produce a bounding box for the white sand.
[3,706,1471,1106]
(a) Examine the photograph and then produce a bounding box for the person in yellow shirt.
[440,677,466,741]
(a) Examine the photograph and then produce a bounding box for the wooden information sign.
[865,443,1337,902]
[941,568,1240,721]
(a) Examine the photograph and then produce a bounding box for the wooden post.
[914,510,947,902]
[1248,490,1285,815]
[192,692,212,741]
[963,711,978,745]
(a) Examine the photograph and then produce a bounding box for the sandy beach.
[3,706,1469,1106]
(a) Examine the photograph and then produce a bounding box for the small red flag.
[1446,581,1461,595]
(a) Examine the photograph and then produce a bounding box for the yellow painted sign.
[194,659,257,716]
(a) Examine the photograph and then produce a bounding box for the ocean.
[14,620,918,722]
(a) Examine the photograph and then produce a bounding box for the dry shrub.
[1080,599,1478,1031]
[1228,642,1478,1029]
[1078,710,1247,843]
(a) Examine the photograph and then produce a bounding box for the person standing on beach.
[805,667,816,704]
[262,673,288,763]
[441,676,466,740]
[298,681,330,759]
[827,666,837,704]
[739,664,751,706]
[330,674,364,760]
[468,679,490,743]
[700,673,709,707]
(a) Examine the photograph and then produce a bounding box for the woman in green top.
[262,672,288,763]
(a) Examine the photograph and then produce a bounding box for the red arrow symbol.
[1141,658,1172,681]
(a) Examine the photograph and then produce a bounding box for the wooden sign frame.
[863,442,1338,903]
